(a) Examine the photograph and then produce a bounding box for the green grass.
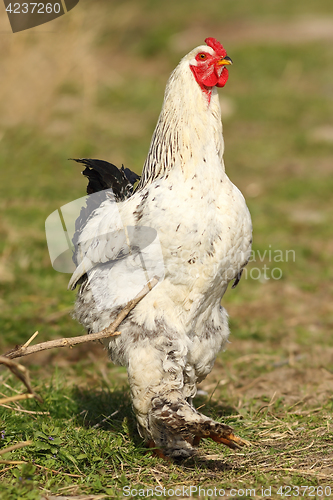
[1,370,332,499]
[1,0,333,497]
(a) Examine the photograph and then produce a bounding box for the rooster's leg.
[148,392,248,457]
[127,334,246,459]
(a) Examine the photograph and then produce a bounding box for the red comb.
[205,37,227,58]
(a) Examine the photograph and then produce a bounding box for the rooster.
[69,37,252,459]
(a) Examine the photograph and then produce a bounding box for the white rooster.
[69,37,252,459]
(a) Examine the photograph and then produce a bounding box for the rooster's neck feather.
[137,56,225,191]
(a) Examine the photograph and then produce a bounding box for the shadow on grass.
[71,385,144,447]
[71,385,242,469]
[184,456,236,473]
[194,394,238,420]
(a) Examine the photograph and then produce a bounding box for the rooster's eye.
[198,53,207,60]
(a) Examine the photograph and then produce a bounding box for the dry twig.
[0,356,43,403]
[0,278,158,427]
[2,277,159,361]
[0,440,33,456]
[0,393,35,405]
[0,440,33,465]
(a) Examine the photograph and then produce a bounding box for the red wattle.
[201,72,218,87]
[190,61,229,92]
[216,67,229,88]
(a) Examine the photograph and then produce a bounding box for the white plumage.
[70,38,252,458]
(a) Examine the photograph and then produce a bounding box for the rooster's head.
[189,37,232,91]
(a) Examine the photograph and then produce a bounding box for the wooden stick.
[0,393,34,405]
[22,331,39,348]
[0,356,43,403]
[0,460,27,465]
[0,441,33,456]
[2,277,159,361]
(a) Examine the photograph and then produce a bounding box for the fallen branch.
[0,356,43,403]
[0,441,33,456]
[0,460,27,465]
[0,393,35,406]
[2,277,159,361]
[0,440,33,464]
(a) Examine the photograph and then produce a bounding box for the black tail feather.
[71,158,140,201]
[70,158,140,273]
[121,166,141,188]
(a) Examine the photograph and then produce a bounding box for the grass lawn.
[0,0,333,498]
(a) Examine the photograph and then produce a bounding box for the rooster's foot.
[192,431,248,450]
[145,439,171,461]
[208,431,249,449]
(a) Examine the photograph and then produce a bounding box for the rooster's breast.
[134,168,252,316]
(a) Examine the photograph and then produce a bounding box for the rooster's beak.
[217,56,233,66]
